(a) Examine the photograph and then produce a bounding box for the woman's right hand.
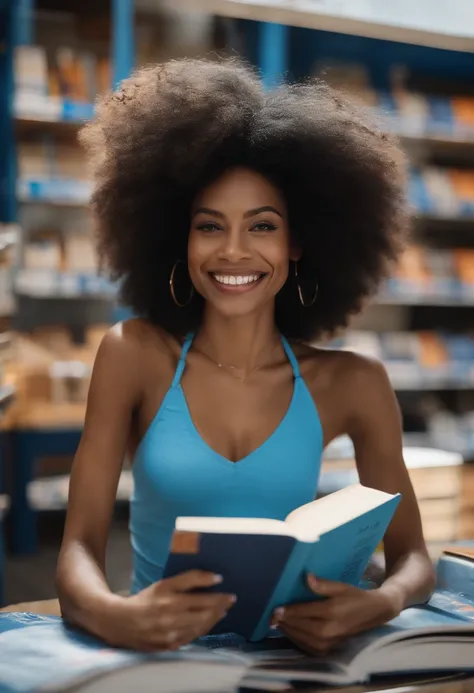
[100,571,236,651]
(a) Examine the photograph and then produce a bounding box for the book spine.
[250,541,312,642]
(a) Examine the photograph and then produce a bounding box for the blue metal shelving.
[0,1,136,561]
[0,0,136,226]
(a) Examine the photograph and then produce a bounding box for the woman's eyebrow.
[243,206,283,218]
[192,207,224,218]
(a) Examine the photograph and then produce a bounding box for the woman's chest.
[135,389,323,518]
[140,364,304,463]
[184,373,297,463]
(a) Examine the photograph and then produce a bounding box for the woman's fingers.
[181,591,236,611]
[280,622,340,655]
[159,570,223,592]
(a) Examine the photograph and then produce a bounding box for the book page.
[175,516,293,537]
[69,660,247,693]
[285,484,397,541]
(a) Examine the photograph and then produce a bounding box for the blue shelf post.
[258,22,289,88]
[112,0,135,87]
[0,0,35,224]
[10,430,83,555]
[16,0,34,46]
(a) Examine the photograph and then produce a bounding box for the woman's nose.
[217,228,252,262]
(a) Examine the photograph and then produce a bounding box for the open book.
[213,604,474,686]
[163,483,401,641]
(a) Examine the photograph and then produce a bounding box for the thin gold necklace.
[195,340,282,383]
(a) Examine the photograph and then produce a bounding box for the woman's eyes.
[251,221,277,232]
[196,222,222,232]
[195,221,277,233]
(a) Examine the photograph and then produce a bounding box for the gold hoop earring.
[169,260,194,308]
[294,261,318,308]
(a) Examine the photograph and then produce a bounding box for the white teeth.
[213,274,261,286]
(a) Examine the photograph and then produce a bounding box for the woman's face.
[188,167,296,319]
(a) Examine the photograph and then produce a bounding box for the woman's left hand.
[273,574,402,655]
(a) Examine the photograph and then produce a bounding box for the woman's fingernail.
[270,623,279,631]
[274,607,285,621]
[308,574,318,588]
[213,574,223,584]
[230,594,237,603]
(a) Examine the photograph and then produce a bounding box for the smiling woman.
[45,58,437,655]
[188,169,295,319]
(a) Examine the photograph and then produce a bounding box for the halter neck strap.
[172,332,301,385]
[280,335,301,379]
[171,332,195,388]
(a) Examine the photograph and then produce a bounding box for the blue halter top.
[129,333,323,594]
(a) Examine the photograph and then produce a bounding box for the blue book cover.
[437,546,474,602]
[408,170,432,214]
[163,484,400,642]
[426,97,454,136]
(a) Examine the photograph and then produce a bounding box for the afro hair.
[80,57,408,341]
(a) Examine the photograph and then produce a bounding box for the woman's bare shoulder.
[293,341,389,394]
[95,319,180,374]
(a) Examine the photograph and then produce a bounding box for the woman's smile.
[208,271,268,293]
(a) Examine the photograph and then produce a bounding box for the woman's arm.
[348,356,436,612]
[275,355,435,654]
[56,324,236,650]
[56,325,141,636]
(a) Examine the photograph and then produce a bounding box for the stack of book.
[0,225,18,317]
[320,446,463,545]
[13,230,113,299]
[14,45,110,121]
[381,245,474,303]
[410,167,474,217]
[327,329,474,390]
[314,61,474,139]
[17,140,91,204]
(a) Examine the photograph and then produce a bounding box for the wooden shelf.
[2,401,86,430]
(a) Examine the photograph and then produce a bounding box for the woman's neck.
[194,306,282,372]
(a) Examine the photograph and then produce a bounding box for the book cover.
[437,550,474,602]
[454,249,474,299]
[394,92,428,136]
[408,171,432,214]
[425,96,454,135]
[164,531,297,639]
[452,97,474,138]
[449,169,474,217]
[392,245,432,296]
[422,168,457,217]
[424,249,458,297]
